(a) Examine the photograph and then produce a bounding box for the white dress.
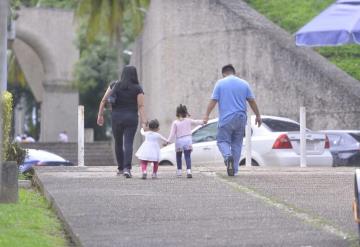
[135,129,167,162]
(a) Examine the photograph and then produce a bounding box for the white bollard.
[300,106,307,168]
[78,105,85,167]
[245,111,252,167]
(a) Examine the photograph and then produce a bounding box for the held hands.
[141,121,149,131]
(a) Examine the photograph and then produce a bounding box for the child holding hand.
[135,119,167,179]
[167,104,204,178]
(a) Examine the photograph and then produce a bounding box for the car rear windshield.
[350,133,360,142]
[262,118,300,132]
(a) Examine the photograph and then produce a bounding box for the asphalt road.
[33,166,360,247]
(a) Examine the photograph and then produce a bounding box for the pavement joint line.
[212,172,358,243]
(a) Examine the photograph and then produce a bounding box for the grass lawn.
[0,189,68,247]
[245,0,360,81]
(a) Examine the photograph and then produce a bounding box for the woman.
[97,66,147,178]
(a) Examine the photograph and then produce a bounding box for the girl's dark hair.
[118,65,140,90]
[176,104,189,118]
[148,119,159,130]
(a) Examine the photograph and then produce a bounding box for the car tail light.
[272,134,293,149]
[324,135,330,149]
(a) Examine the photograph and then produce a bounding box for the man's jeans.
[216,113,246,174]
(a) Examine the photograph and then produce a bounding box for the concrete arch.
[15,27,57,81]
[12,7,79,142]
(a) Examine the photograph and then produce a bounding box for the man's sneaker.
[117,170,124,176]
[225,156,235,176]
[142,173,147,179]
[124,170,132,178]
[187,173,192,179]
[152,173,158,179]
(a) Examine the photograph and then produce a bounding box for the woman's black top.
[110,81,144,113]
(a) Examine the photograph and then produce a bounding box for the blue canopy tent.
[295,0,360,46]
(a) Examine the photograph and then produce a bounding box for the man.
[204,64,261,176]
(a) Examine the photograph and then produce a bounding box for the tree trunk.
[116,25,124,78]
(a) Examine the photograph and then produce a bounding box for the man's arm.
[247,98,262,127]
[203,99,217,124]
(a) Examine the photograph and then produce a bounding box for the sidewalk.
[33,166,359,247]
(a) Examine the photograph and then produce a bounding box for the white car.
[19,149,74,173]
[159,115,333,167]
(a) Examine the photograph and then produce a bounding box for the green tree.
[76,0,149,74]
[73,30,118,140]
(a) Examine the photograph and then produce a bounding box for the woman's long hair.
[118,65,140,90]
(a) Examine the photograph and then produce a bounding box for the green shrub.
[2,91,13,161]
[7,142,27,165]
[1,91,27,164]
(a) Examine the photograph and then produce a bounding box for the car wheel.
[239,159,259,166]
[159,161,173,166]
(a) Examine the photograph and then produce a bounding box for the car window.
[327,134,342,147]
[192,123,217,143]
[350,133,360,143]
[262,118,300,132]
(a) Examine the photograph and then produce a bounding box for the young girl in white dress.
[135,119,167,179]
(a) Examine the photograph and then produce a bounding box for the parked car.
[160,115,333,167]
[319,130,360,166]
[19,149,74,173]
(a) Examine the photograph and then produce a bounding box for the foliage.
[245,0,360,82]
[0,189,67,247]
[74,0,149,140]
[2,91,13,161]
[7,52,40,140]
[11,0,76,9]
[74,31,118,140]
[76,0,149,44]
[6,142,27,165]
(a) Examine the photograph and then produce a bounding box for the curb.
[32,170,83,247]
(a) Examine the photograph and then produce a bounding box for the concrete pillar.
[0,0,8,92]
[0,161,18,203]
[40,82,78,142]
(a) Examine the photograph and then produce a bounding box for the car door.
[191,122,221,165]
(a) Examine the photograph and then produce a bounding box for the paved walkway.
[33,166,359,247]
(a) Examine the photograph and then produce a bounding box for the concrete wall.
[131,0,360,137]
[13,8,79,141]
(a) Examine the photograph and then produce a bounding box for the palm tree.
[76,0,149,75]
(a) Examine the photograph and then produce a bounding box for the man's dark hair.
[148,119,160,130]
[176,104,189,118]
[221,64,236,75]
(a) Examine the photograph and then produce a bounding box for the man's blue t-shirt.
[211,75,255,126]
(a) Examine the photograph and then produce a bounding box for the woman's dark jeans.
[111,111,138,172]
